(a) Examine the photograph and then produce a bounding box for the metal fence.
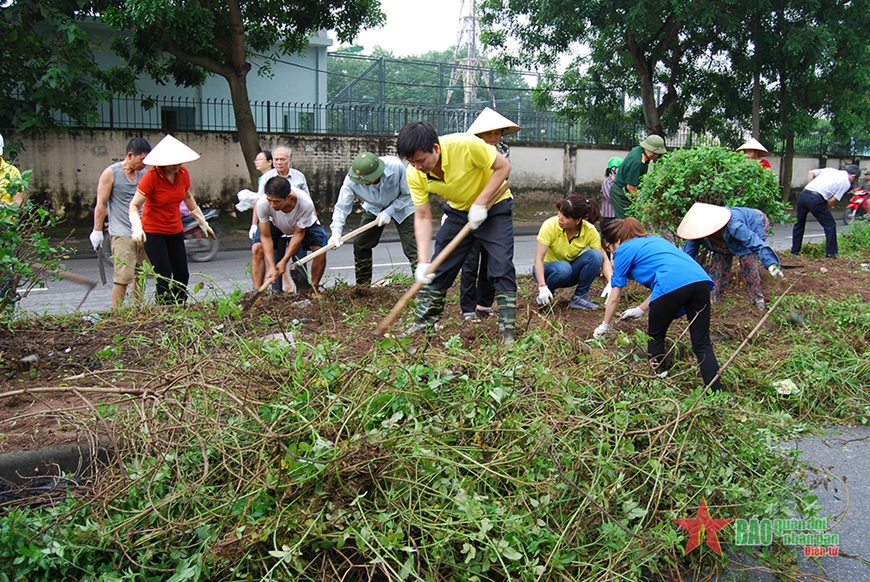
[50,94,864,156]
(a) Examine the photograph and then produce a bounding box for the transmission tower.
[445,0,493,109]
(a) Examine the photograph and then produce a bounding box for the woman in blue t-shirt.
[593,217,722,392]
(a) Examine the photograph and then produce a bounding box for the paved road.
[16,221,826,317]
[724,426,870,582]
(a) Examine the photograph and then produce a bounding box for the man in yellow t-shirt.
[1,133,25,310]
[396,120,516,345]
[0,134,24,207]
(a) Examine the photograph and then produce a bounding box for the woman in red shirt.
[736,138,772,169]
[129,135,214,305]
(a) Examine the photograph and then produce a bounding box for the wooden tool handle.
[291,219,382,269]
[374,180,510,336]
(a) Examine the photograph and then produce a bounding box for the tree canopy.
[0,0,136,129]
[479,0,870,170]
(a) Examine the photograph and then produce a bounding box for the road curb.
[0,438,114,486]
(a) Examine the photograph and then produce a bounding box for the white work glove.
[328,231,343,249]
[190,207,216,239]
[248,224,258,240]
[537,285,554,306]
[89,230,104,251]
[600,283,612,299]
[467,205,487,230]
[415,262,435,285]
[376,211,391,227]
[768,264,784,278]
[129,211,146,244]
[620,306,647,320]
[593,323,611,339]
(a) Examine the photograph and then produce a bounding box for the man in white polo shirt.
[791,164,858,258]
[257,176,327,289]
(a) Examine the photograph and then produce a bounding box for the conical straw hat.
[736,138,769,156]
[143,134,201,166]
[467,107,521,137]
[676,203,733,240]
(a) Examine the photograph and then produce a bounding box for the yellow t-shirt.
[0,159,22,204]
[406,133,511,211]
[536,216,602,263]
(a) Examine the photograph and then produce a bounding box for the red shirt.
[137,166,191,234]
[759,159,772,169]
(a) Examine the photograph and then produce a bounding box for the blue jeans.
[792,189,838,257]
[535,249,603,297]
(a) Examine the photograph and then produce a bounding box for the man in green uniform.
[609,135,667,219]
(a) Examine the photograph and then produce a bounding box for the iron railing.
[48,94,864,156]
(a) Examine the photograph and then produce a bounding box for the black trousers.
[143,231,189,304]
[459,239,494,313]
[430,199,516,294]
[647,281,721,391]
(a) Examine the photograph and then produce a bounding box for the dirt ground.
[1,253,869,454]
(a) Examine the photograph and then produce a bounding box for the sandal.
[475,307,499,319]
[461,311,480,323]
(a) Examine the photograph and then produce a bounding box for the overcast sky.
[334,0,465,58]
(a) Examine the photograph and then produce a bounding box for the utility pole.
[446,0,493,114]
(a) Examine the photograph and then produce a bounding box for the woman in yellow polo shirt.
[534,195,612,309]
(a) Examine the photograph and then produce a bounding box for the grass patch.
[1,266,869,580]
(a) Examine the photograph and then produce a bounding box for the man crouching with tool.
[258,176,327,290]
[395,120,516,345]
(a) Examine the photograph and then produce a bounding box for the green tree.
[479,0,728,136]
[101,0,385,184]
[681,0,870,200]
[0,0,136,129]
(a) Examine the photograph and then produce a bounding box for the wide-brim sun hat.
[348,151,386,184]
[467,107,521,137]
[676,202,733,240]
[143,134,201,166]
[639,134,667,154]
[736,138,770,156]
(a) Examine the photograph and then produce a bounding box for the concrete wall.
[6,129,867,221]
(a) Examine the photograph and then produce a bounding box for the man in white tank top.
[90,138,151,309]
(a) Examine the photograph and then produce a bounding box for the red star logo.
[674,498,733,554]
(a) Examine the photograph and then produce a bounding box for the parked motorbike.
[182,208,221,262]
[843,189,868,225]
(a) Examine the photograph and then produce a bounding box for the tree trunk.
[626,32,663,136]
[778,74,794,203]
[752,71,760,139]
[781,130,795,203]
[226,72,261,187]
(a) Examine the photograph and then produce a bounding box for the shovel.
[96,245,108,285]
[240,275,277,309]
[374,181,511,337]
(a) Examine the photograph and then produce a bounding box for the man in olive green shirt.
[609,135,666,218]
